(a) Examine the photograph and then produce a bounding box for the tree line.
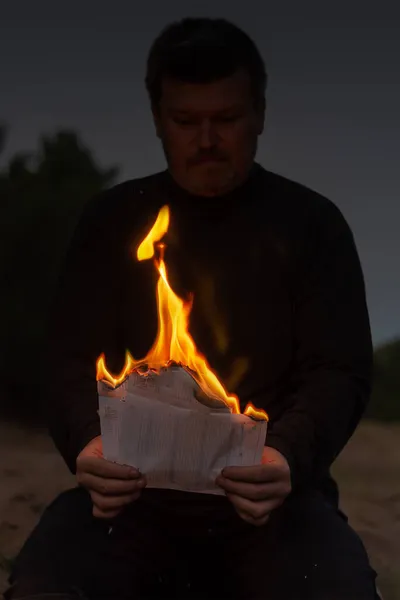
[0,124,118,422]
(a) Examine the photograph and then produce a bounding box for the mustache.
[188,152,227,166]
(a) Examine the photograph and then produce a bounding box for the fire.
[96,205,268,421]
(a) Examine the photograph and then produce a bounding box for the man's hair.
[145,17,267,109]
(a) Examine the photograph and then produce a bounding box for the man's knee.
[283,493,380,599]
[11,488,92,572]
[5,591,86,600]
[5,488,99,600]
[225,491,380,599]
[4,580,88,600]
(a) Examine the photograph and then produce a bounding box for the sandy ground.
[331,422,400,599]
[0,420,399,599]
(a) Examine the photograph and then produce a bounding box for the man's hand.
[76,436,146,519]
[216,446,292,526]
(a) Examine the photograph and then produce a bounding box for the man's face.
[153,69,265,197]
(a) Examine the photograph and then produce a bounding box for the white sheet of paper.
[98,366,268,495]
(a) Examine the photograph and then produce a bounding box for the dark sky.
[1,1,399,346]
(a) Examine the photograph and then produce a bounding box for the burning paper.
[98,366,267,494]
[97,204,268,494]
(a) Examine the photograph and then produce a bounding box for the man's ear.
[256,99,266,136]
[152,104,162,139]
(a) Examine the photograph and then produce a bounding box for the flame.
[96,205,268,421]
[136,205,170,261]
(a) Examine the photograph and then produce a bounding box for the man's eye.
[218,115,240,123]
[173,118,195,126]
[172,116,240,126]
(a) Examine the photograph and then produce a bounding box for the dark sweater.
[43,163,373,506]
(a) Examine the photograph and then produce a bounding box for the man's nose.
[198,119,218,148]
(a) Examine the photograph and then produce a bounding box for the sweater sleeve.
[42,193,124,473]
[266,200,373,490]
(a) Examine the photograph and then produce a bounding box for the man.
[6,17,379,600]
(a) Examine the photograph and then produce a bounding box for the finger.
[77,456,140,480]
[226,493,278,521]
[221,463,281,483]
[236,508,270,527]
[216,476,282,501]
[92,505,122,520]
[79,472,146,496]
[90,489,142,513]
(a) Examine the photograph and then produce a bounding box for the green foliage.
[0,126,119,422]
[367,338,400,421]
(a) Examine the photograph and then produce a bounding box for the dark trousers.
[4,486,378,600]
